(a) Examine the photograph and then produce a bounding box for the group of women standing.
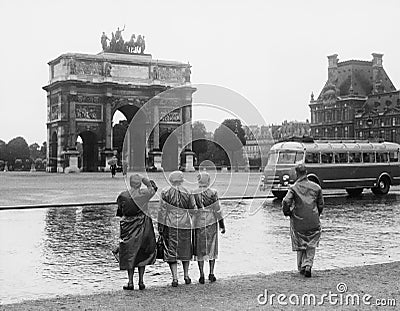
[115,171,225,290]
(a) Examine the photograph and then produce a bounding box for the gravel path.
[2,262,399,310]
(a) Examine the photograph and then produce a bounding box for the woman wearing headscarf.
[193,172,225,284]
[157,171,196,287]
[116,173,158,290]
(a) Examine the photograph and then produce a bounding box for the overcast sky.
[1,0,400,145]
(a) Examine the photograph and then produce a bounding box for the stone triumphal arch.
[43,38,195,173]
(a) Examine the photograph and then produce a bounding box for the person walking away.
[157,171,196,287]
[282,163,324,277]
[111,163,117,178]
[116,174,158,290]
[193,172,225,284]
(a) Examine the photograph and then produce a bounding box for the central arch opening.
[114,104,147,172]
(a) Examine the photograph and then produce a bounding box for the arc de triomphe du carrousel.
[43,29,196,173]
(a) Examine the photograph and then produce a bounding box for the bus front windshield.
[267,151,304,165]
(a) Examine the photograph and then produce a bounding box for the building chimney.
[372,53,383,67]
[372,53,384,94]
[327,54,338,83]
[328,54,338,69]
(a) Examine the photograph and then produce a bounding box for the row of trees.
[192,119,247,169]
[0,137,46,171]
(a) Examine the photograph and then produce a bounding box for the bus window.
[278,151,296,164]
[321,152,333,164]
[334,152,348,163]
[267,152,278,165]
[376,152,389,163]
[295,152,304,163]
[349,152,361,163]
[277,151,304,164]
[363,152,375,163]
[389,151,399,162]
[305,152,320,163]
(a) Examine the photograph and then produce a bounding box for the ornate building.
[309,53,400,141]
[44,33,195,173]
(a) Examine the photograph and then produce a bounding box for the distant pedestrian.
[157,171,196,287]
[193,172,225,284]
[116,174,158,290]
[111,164,117,178]
[282,163,324,278]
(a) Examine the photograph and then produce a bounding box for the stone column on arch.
[181,101,195,172]
[148,99,163,171]
[103,100,114,172]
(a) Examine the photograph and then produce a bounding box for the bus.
[259,137,400,199]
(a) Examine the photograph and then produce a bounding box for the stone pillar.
[105,102,112,149]
[69,100,77,147]
[57,126,64,173]
[148,100,163,171]
[153,105,160,150]
[46,126,51,172]
[181,103,195,171]
[63,149,80,173]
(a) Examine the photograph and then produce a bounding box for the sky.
[1,0,400,145]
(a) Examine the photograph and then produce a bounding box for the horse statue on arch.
[124,34,146,54]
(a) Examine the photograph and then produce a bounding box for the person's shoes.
[299,268,306,275]
[171,279,178,287]
[304,266,312,278]
[123,284,134,290]
[208,274,217,282]
[184,276,191,284]
[199,275,205,284]
[138,283,145,290]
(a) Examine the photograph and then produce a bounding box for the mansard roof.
[317,56,396,101]
[359,91,400,116]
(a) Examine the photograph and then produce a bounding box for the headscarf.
[197,172,210,187]
[169,170,184,185]
[130,173,143,188]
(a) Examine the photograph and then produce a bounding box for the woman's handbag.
[156,235,164,260]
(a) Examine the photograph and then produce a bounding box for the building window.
[393,118,396,126]
[359,131,363,138]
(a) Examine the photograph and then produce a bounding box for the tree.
[29,143,40,160]
[214,119,246,170]
[199,140,228,166]
[192,121,208,157]
[7,137,30,164]
[39,141,47,159]
[0,140,6,161]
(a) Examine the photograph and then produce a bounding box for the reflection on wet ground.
[1,193,400,304]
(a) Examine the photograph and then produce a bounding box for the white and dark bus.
[260,138,400,199]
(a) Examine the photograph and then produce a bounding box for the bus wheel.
[308,176,320,185]
[346,188,363,196]
[272,190,287,200]
[372,177,390,195]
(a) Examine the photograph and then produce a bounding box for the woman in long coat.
[193,172,225,284]
[157,171,196,287]
[116,174,158,290]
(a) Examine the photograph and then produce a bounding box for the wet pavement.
[1,193,400,304]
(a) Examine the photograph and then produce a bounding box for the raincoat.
[117,188,156,270]
[193,187,225,261]
[282,175,324,251]
[158,186,196,262]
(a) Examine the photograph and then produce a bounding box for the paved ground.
[0,171,265,207]
[2,262,399,310]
